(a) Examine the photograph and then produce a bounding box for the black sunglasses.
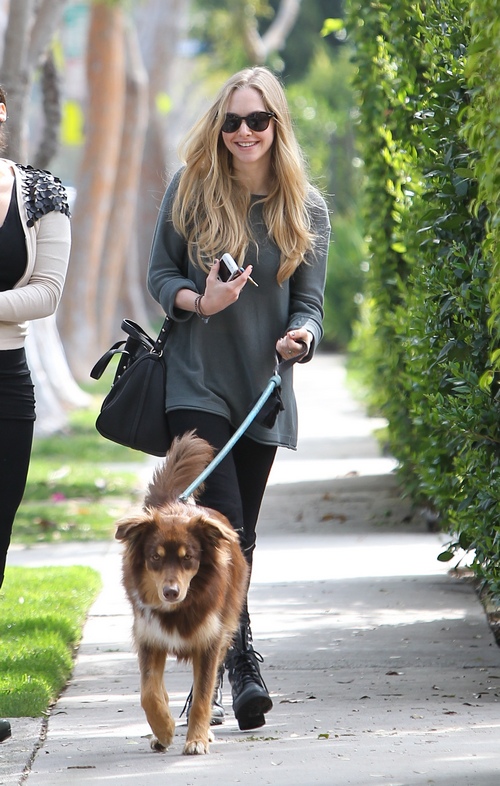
[221,111,276,134]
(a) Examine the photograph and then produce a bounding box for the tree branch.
[243,0,302,64]
[261,0,302,55]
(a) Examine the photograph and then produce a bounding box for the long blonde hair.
[172,67,317,284]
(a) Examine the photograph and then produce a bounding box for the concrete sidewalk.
[3,355,500,785]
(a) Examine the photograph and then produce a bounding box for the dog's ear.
[193,511,241,548]
[115,515,151,542]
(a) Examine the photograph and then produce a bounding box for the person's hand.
[200,259,254,316]
[276,329,312,360]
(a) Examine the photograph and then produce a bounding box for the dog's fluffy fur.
[116,433,249,755]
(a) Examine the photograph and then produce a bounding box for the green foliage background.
[345,0,500,597]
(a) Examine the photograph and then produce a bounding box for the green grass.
[31,403,136,463]
[12,394,147,544]
[2,386,141,717]
[0,566,102,717]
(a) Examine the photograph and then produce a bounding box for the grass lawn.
[3,385,145,716]
[0,566,102,717]
[12,391,148,545]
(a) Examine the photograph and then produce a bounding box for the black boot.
[225,622,273,731]
[0,720,11,743]
[182,665,225,726]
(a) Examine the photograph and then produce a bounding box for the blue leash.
[178,373,282,502]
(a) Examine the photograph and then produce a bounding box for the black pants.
[0,349,35,588]
[0,419,34,588]
[166,410,277,572]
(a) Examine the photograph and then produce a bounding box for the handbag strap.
[91,316,172,381]
[151,316,173,354]
[120,315,172,355]
[121,319,155,349]
[90,341,126,380]
[120,316,172,353]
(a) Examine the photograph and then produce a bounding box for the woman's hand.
[276,329,312,360]
[200,259,254,316]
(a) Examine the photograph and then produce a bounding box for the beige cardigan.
[0,160,71,350]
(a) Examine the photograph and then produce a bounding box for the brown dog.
[115,433,249,755]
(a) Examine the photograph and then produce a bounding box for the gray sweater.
[147,170,330,449]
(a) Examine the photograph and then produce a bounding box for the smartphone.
[218,253,258,286]
[218,253,242,282]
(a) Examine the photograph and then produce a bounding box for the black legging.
[0,418,34,588]
[166,410,277,571]
[0,348,35,588]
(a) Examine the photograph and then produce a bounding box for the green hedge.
[345,0,500,597]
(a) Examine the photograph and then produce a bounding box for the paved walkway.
[3,355,500,785]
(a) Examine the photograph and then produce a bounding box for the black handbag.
[90,316,173,456]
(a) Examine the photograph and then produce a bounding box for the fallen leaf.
[321,513,347,522]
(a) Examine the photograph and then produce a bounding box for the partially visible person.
[0,85,71,743]
[148,66,330,731]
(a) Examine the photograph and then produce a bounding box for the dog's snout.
[163,584,180,602]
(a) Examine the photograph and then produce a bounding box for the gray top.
[147,169,330,449]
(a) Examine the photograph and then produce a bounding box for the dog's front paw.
[147,716,175,752]
[183,737,210,755]
[150,735,168,752]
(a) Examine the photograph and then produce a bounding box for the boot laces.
[180,671,224,718]
[228,647,269,693]
[180,687,193,719]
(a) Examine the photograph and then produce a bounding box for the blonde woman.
[148,66,330,732]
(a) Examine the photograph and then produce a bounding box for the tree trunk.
[33,49,62,169]
[1,0,68,162]
[136,113,168,312]
[136,0,191,300]
[27,0,69,72]
[58,1,127,380]
[122,241,155,327]
[0,0,35,162]
[99,16,149,346]
[25,315,91,436]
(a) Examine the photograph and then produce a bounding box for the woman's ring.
[288,350,292,355]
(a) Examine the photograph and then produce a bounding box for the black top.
[0,184,27,291]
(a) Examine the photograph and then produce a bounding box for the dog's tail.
[144,431,215,509]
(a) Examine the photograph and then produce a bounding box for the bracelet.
[194,294,210,323]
